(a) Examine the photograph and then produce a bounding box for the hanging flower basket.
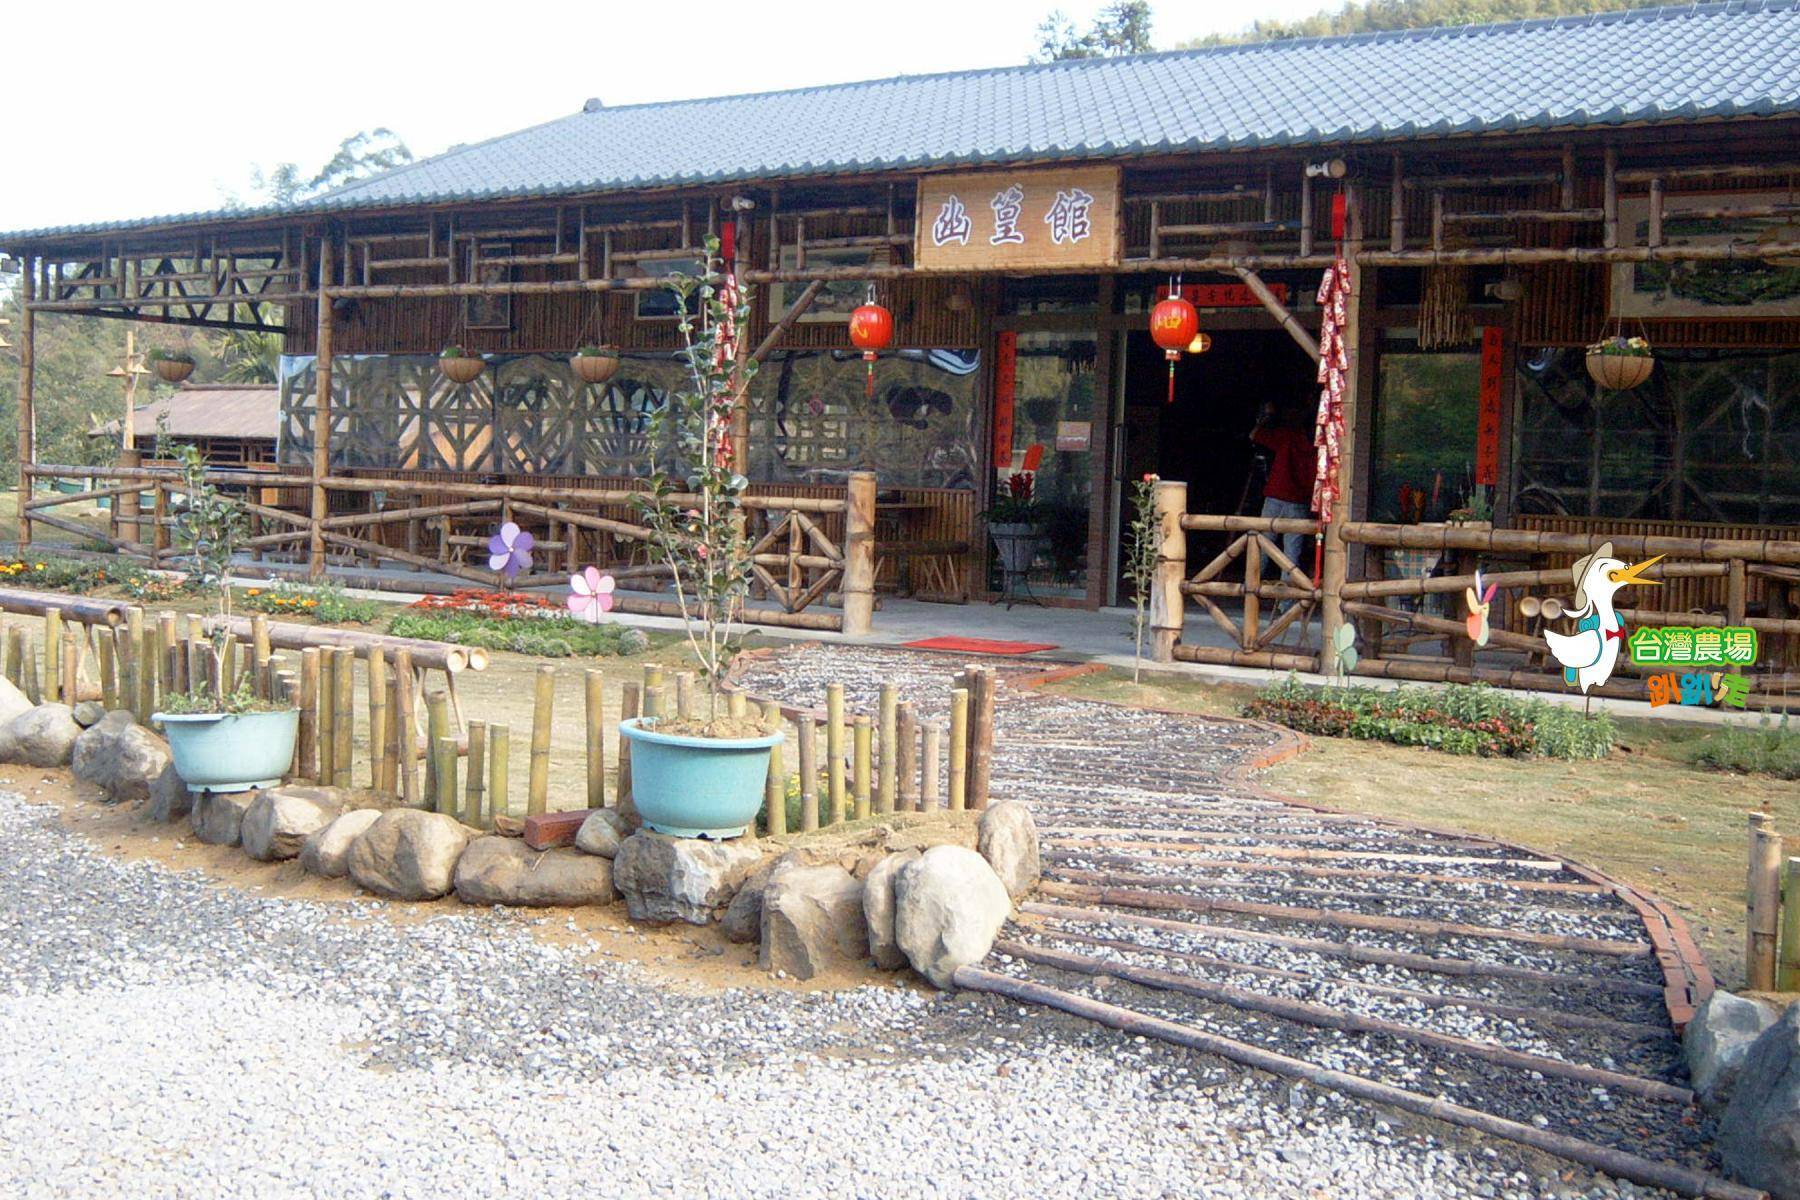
[569,344,621,386]
[146,348,195,384]
[1585,335,1654,390]
[438,345,485,385]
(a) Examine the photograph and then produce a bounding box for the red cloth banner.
[1154,282,1286,308]
[993,331,1018,468]
[1476,326,1504,486]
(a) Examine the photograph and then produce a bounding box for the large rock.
[1720,1004,1800,1200]
[72,700,106,728]
[0,677,32,727]
[760,862,867,980]
[347,809,475,901]
[894,845,1012,990]
[1,703,82,767]
[241,787,341,863]
[71,711,171,804]
[721,858,781,944]
[191,790,254,846]
[1687,991,1780,1109]
[454,837,616,907]
[299,809,383,878]
[977,801,1040,899]
[575,808,632,859]
[862,848,922,970]
[612,831,764,925]
[147,763,194,823]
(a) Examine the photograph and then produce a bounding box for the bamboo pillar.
[488,724,510,822]
[425,689,451,814]
[617,681,639,819]
[842,471,877,636]
[116,449,142,548]
[124,607,144,720]
[309,232,334,579]
[433,737,458,818]
[3,626,20,688]
[298,648,321,782]
[826,682,847,824]
[852,714,872,821]
[42,610,61,703]
[1319,185,1364,664]
[250,614,272,700]
[761,699,786,837]
[158,613,178,696]
[967,667,995,810]
[585,669,606,809]
[1747,813,1783,992]
[921,723,941,811]
[97,630,116,709]
[139,625,158,717]
[1779,856,1800,992]
[15,254,34,546]
[528,666,553,816]
[948,686,969,811]
[896,701,918,812]
[797,714,819,832]
[1150,480,1187,662]
[1242,535,1262,650]
[331,647,354,788]
[367,647,388,793]
[60,633,78,710]
[877,683,898,813]
[394,649,417,804]
[465,718,487,828]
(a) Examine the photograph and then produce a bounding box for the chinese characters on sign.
[915,166,1120,272]
[1476,327,1504,486]
[1631,624,1758,709]
[1646,671,1751,710]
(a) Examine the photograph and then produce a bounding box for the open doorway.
[1115,328,1317,602]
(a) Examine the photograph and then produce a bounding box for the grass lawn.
[0,488,113,548]
[1045,667,1800,989]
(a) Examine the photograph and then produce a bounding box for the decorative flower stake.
[487,522,535,583]
[567,566,617,623]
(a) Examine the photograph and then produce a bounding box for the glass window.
[1370,351,1482,522]
[999,333,1097,597]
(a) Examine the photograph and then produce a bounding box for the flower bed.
[1244,676,1612,760]
[242,583,381,625]
[388,608,648,658]
[408,589,562,619]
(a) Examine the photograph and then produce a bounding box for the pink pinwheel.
[567,567,616,623]
[487,522,534,582]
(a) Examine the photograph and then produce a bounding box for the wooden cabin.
[90,384,279,467]
[9,3,1800,689]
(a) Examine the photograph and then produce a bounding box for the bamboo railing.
[18,464,877,635]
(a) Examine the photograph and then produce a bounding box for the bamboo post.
[797,714,819,832]
[433,736,458,818]
[15,254,34,545]
[250,613,272,700]
[298,648,321,782]
[1748,814,1784,992]
[1242,534,1262,651]
[877,683,898,814]
[896,701,918,812]
[60,633,78,710]
[641,673,663,720]
[124,607,144,720]
[1319,187,1364,663]
[43,610,61,703]
[762,700,786,837]
[826,682,847,824]
[382,673,401,793]
[948,686,969,811]
[394,649,417,805]
[367,647,388,793]
[466,718,487,828]
[196,640,217,701]
[158,612,178,697]
[1150,479,1188,663]
[643,664,665,704]
[309,233,334,579]
[1779,856,1800,993]
[3,626,20,688]
[488,724,511,822]
[618,682,639,818]
[187,633,204,699]
[425,690,451,814]
[852,714,872,821]
[21,645,38,705]
[921,723,942,811]
[675,671,695,720]
[331,647,354,788]
[728,690,748,720]
[97,629,117,709]
[222,638,239,697]
[842,470,877,635]
[528,666,554,816]
[967,667,996,810]
[585,669,606,809]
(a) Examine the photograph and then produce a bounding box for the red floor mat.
[901,636,1059,655]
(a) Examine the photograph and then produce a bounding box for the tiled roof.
[90,385,279,442]
[10,2,1800,241]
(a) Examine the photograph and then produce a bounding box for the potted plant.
[153,442,298,792]
[569,343,622,386]
[1585,334,1653,390]
[619,237,780,839]
[438,344,485,385]
[984,467,1044,583]
[146,347,196,384]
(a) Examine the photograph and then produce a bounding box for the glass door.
[996,332,1098,601]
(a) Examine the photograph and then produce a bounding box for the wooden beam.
[749,278,826,364]
[309,233,333,578]
[1233,268,1319,360]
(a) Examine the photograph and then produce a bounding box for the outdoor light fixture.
[1186,331,1212,355]
[1484,279,1525,302]
[1305,158,1348,179]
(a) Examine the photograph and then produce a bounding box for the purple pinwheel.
[567,566,616,624]
[487,521,534,583]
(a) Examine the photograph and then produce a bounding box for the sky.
[1,0,1330,234]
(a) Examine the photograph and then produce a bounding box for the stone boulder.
[977,801,1040,899]
[1720,1003,1800,1200]
[299,809,383,878]
[1,704,82,768]
[612,831,764,925]
[0,677,32,727]
[191,790,254,846]
[575,808,632,859]
[862,848,921,970]
[760,862,867,980]
[347,809,475,901]
[454,837,616,907]
[721,858,781,944]
[894,845,1012,990]
[71,711,171,804]
[147,763,194,823]
[72,700,106,728]
[241,787,341,863]
[1686,990,1779,1109]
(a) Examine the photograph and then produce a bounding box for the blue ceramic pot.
[157,708,299,793]
[618,717,781,839]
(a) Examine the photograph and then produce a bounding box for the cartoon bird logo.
[1541,541,1663,693]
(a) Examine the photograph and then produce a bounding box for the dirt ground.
[1046,667,1800,985]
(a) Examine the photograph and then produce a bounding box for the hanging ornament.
[848,286,894,399]
[1150,289,1199,405]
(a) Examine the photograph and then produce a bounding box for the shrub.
[387,609,648,658]
[1244,675,1612,760]
[241,582,381,625]
[1684,717,1800,780]
[0,555,117,592]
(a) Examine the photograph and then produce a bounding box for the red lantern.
[1150,295,1200,405]
[849,301,894,398]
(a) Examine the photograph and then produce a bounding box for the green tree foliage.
[216,329,283,385]
[1183,0,1668,46]
[1034,1,1154,61]
[237,128,413,208]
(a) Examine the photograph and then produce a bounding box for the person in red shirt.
[1249,400,1316,572]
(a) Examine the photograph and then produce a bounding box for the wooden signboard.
[915,166,1120,273]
